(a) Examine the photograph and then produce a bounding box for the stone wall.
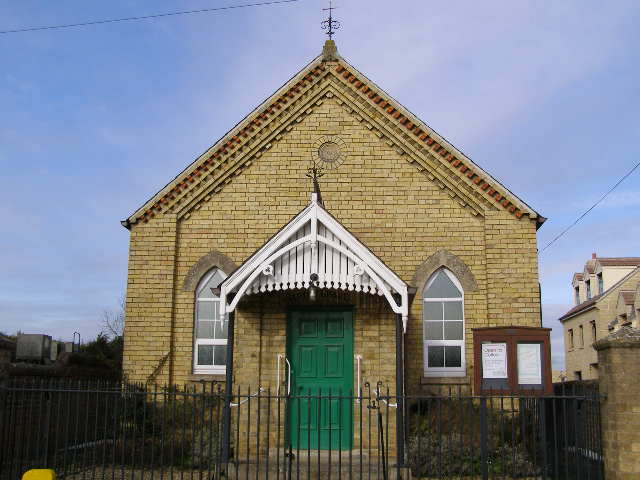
[595,327,640,480]
[123,213,177,385]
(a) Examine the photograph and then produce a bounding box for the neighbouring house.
[609,285,640,332]
[559,253,640,380]
[121,40,545,455]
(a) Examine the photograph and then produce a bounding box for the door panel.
[298,346,317,378]
[324,345,343,378]
[287,309,353,450]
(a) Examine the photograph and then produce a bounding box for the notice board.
[472,326,552,395]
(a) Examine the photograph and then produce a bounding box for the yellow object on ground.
[22,470,56,480]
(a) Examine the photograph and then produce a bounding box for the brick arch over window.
[183,250,238,292]
[412,250,478,295]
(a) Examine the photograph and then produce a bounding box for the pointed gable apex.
[123,41,545,229]
[219,193,410,330]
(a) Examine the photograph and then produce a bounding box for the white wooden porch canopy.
[219,194,409,330]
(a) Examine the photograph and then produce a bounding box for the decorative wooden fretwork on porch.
[219,193,410,330]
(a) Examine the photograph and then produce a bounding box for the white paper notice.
[481,343,507,379]
[517,343,542,385]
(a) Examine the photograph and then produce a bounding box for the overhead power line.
[0,0,300,35]
[540,159,640,253]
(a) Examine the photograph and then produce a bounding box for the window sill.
[421,376,470,385]
[187,374,226,382]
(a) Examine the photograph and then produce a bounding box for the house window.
[194,268,228,374]
[423,268,465,377]
[579,325,584,347]
[568,329,574,349]
[574,287,580,305]
[591,321,597,342]
[574,371,582,381]
[597,273,603,295]
[586,280,591,300]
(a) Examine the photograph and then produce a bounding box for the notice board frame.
[473,326,552,395]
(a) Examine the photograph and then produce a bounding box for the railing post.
[221,310,235,465]
[395,311,405,470]
[480,396,488,480]
[42,388,52,468]
[540,397,548,479]
[0,378,7,472]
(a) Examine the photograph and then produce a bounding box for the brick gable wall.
[123,97,541,392]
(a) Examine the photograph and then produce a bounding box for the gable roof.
[597,257,640,267]
[559,295,600,321]
[572,272,583,285]
[122,40,546,230]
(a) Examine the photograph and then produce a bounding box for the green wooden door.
[287,309,353,450]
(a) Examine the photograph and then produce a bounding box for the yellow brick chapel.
[121,39,545,401]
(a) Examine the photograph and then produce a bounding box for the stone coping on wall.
[593,326,640,350]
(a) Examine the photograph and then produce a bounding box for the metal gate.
[0,378,603,480]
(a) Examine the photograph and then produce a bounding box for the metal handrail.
[276,353,292,395]
[285,356,291,395]
[230,387,265,407]
[355,354,362,403]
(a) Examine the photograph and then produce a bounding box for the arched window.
[194,268,228,374]
[423,268,465,377]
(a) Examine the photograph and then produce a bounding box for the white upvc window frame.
[193,269,228,375]
[423,268,466,378]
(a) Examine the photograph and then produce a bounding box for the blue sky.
[1,1,639,369]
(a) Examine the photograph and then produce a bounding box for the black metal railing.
[0,378,603,480]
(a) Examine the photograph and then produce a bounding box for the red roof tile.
[559,296,600,321]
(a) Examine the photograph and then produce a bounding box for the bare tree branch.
[101,295,125,339]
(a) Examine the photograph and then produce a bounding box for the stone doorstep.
[226,450,406,479]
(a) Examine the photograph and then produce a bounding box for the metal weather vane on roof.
[321,0,340,39]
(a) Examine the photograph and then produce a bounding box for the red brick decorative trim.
[133,65,328,225]
[127,58,537,227]
[333,64,524,220]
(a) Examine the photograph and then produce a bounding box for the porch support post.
[221,309,235,464]
[395,310,405,466]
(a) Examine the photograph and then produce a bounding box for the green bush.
[69,333,123,372]
[407,432,539,478]
[407,398,541,478]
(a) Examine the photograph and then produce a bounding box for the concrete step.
[224,450,408,479]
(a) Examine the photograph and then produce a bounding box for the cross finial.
[321,0,340,40]
[306,165,325,206]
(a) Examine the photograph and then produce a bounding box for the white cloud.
[322,1,636,146]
